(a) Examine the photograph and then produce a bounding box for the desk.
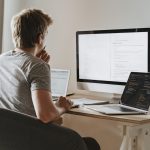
[67,93,150,150]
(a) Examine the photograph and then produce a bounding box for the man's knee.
[83,137,101,150]
[65,129,88,150]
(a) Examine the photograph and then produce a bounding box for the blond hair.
[11,8,53,48]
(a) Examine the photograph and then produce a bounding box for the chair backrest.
[0,108,54,150]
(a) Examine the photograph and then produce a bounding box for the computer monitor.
[76,28,150,94]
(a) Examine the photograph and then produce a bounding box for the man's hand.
[55,96,73,111]
[36,49,50,63]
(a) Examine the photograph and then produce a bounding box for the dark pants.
[83,137,101,150]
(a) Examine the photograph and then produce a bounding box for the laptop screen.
[121,72,150,111]
[51,69,70,97]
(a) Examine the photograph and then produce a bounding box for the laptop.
[51,69,70,101]
[85,72,150,115]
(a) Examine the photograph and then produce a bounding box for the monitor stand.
[111,93,122,104]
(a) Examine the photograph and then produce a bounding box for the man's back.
[0,50,50,116]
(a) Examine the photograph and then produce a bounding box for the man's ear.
[36,34,43,45]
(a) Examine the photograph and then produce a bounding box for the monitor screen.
[76,28,150,94]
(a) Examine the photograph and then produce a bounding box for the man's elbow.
[37,112,58,123]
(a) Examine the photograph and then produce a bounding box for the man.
[0,8,100,150]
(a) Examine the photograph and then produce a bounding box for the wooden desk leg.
[120,124,150,150]
[137,127,150,150]
[120,126,138,150]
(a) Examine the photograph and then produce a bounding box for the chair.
[0,108,62,150]
[0,108,101,150]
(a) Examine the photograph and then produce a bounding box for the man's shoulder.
[22,53,50,72]
[0,50,12,56]
[15,51,46,66]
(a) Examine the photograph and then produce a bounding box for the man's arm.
[31,89,72,123]
[33,49,73,123]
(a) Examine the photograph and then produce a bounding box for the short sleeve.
[29,62,51,91]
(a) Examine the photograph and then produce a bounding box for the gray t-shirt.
[0,50,51,116]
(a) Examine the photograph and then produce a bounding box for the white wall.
[2,0,31,52]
